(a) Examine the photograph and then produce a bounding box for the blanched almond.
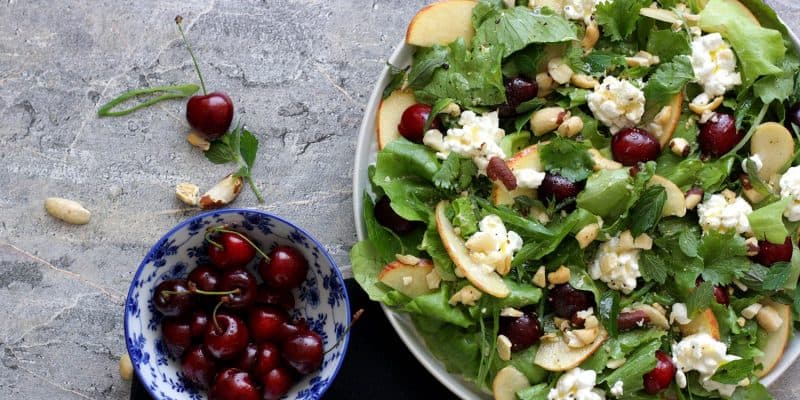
[175,182,200,206]
[44,197,91,225]
[547,266,571,285]
[186,131,211,151]
[199,174,243,209]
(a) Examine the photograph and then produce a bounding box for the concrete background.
[0,0,798,398]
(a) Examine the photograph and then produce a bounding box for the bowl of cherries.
[124,209,351,400]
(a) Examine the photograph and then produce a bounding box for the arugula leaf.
[433,153,477,193]
[595,0,648,42]
[473,7,577,57]
[748,198,791,244]
[555,87,590,109]
[404,285,474,328]
[644,56,695,108]
[374,139,441,183]
[411,315,482,379]
[415,38,506,107]
[687,281,715,316]
[425,98,456,131]
[598,290,620,337]
[628,185,666,236]
[709,359,755,385]
[730,381,774,400]
[639,252,668,284]
[382,63,407,98]
[699,0,786,85]
[205,126,264,202]
[539,137,595,182]
[516,384,550,400]
[762,261,793,291]
[600,339,660,393]
[474,197,552,239]
[407,45,449,89]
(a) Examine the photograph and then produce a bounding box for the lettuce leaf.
[698,0,786,85]
[748,198,791,244]
[412,314,482,379]
[473,6,577,57]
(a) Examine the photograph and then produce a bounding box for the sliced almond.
[175,183,200,206]
[395,254,422,266]
[496,334,513,361]
[198,174,243,209]
[186,131,211,151]
[500,307,524,318]
[448,285,483,306]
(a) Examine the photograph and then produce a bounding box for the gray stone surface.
[0,0,799,398]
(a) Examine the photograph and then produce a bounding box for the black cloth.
[131,279,457,399]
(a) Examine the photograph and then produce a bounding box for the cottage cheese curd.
[672,333,742,397]
[780,166,800,221]
[697,194,753,234]
[563,0,596,23]
[609,380,624,398]
[514,168,547,189]
[690,33,742,98]
[589,236,641,294]
[465,215,523,275]
[547,367,605,400]
[587,76,645,133]
[422,111,506,174]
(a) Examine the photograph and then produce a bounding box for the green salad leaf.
[596,0,648,42]
[433,153,478,193]
[473,6,577,57]
[539,137,595,182]
[710,359,755,384]
[644,56,695,108]
[748,198,791,244]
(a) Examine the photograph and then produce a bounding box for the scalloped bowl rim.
[124,208,351,400]
[352,21,800,400]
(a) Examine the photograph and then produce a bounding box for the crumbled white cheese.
[422,111,506,174]
[514,167,547,189]
[547,367,605,400]
[563,0,596,23]
[669,303,691,325]
[465,215,523,274]
[610,380,624,398]
[672,333,743,397]
[589,235,641,294]
[741,154,763,174]
[780,166,800,221]
[690,33,742,98]
[587,76,645,133]
[697,193,753,235]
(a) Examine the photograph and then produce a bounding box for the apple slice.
[434,200,510,298]
[378,260,435,298]
[405,0,478,47]
[755,301,791,377]
[491,144,541,206]
[750,122,795,183]
[648,175,687,217]
[644,94,683,148]
[492,366,530,400]
[377,89,417,149]
[534,328,609,371]
[679,309,721,340]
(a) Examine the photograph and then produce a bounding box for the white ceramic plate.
[353,21,800,398]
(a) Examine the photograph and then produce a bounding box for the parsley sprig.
[205,125,264,203]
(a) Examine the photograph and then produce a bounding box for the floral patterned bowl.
[124,209,350,400]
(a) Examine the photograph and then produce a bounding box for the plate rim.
[352,18,800,398]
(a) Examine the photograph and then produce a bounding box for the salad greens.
[354,0,800,399]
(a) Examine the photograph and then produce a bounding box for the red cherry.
[547,284,596,320]
[499,77,539,117]
[398,103,437,143]
[208,232,257,270]
[181,345,217,389]
[188,264,221,292]
[643,350,676,394]
[538,173,584,205]
[714,286,730,306]
[219,269,258,309]
[186,92,234,141]
[228,342,258,372]
[752,237,793,266]
[189,310,209,338]
[153,279,194,317]
[208,368,260,400]
[252,343,282,378]
[204,313,250,360]
[254,284,296,311]
[249,305,290,343]
[260,367,294,400]
[498,307,542,352]
[283,331,324,374]
[259,246,308,290]
[611,127,661,166]
[699,113,743,157]
[374,195,417,234]
[161,317,192,358]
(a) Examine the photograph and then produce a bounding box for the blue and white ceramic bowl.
[124,209,350,400]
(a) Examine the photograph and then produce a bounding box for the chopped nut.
[732,279,748,292]
[199,174,244,209]
[187,131,211,151]
[582,22,600,50]
[548,58,574,85]
[487,156,518,191]
[741,303,763,319]
[570,74,598,90]
[583,315,600,329]
[44,197,91,225]
[689,96,724,116]
[606,358,626,369]
[396,254,422,266]
[634,233,653,250]
[685,187,704,210]
[651,303,666,314]
[572,328,598,345]
[547,265,571,285]
[557,116,585,138]
[449,285,483,306]
[531,107,569,136]
[737,317,747,327]
[426,269,442,290]
[497,334,513,361]
[443,102,461,117]
[617,230,635,251]
[626,51,660,67]
[575,223,600,249]
[500,307,524,318]
[532,266,547,288]
[536,72,556,97]
[744,237,759,257]
[175,183,200,206]
[541,332,559,342]
[721,189,737,203]
[669,138,691,157]
[756,305,784,332]
[555,317,571,332]
[119,353,133,380]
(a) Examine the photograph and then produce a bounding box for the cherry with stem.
[205,225,271,263]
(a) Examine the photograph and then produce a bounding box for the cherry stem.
[211,300,223,332]
[193,287,241,297]
[323,308,364,355]
[175,15,207,95]
[206,225,271,262]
